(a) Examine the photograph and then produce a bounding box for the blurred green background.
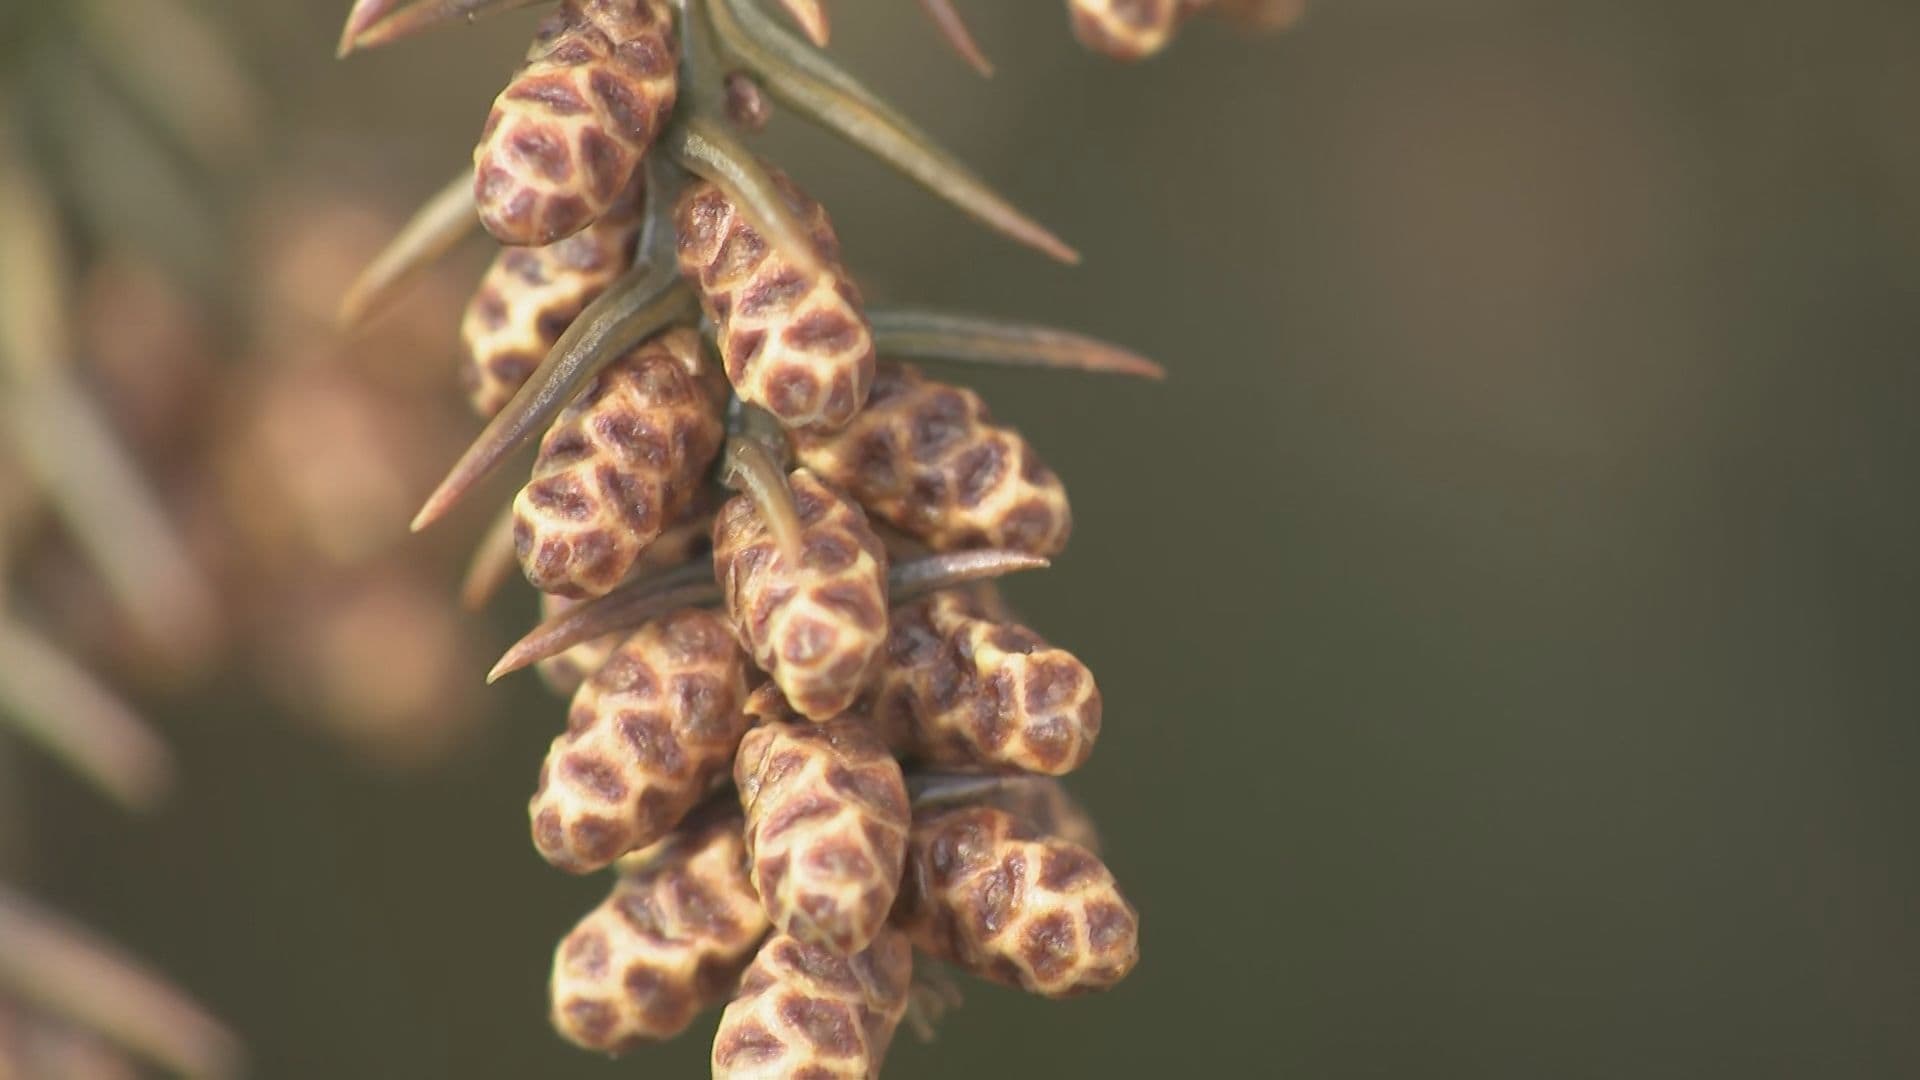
[15,0,1920,1075]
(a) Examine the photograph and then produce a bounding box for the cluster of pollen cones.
[336,0,1299,1074]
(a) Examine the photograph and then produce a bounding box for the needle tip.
[488,643,533,683]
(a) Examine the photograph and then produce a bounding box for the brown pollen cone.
[793,362,1072,557]
[893,805,1138,998]
[712,469,890,720]
[550,810,770,1053]
[473,0,678,245]
[674,171,875,431]
[1068,0,1188,61]
[459,196,641,417]
[734,689,910,955]
[710,927,913,1080]
[870,591,1100,776]
[514,328,725,599]
[530,608,752,873]
[534,517,715,695]
[534,591,627,698]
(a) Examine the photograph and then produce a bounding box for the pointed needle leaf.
[0,884,241,1078]
[0,146,220,667]
[888,548,1049,599]
[3,379,223,670]
[79,0,265,170]
[0,140,69,381]
[337,168,478,331]
[488,568,718,681]
[490,547,1048,679]
[908,772,1044,808]
[707,0,1076,263]
[773,0,830,47]
[459,500,521,611]
[868,309,1164,378]
[345,0,553,56]
[411,264,696,532]
[723,436,806,562]
[917,0,994,77]
[669,116,826,279]
[339,0,407,57]
[0,616,172,812]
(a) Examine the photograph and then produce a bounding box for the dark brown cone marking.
[530,609,749,874]
[710,928,911,1077]
[475,0,679,245]
[734,702,909,955]
[794,363,1071,557]
[712,471,890,720]
[550,812,768,1051]
[895,806,1138,998]
[866,592,1100,775]
[513,328,723,599]
[674,172,875,431]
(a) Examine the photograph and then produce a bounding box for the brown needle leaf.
[337,168,478,331]
[0,138,68,382]
[338,0,550,57]
[772,0,830,47]
[918,0,994,77]
[489,548,1045,679]
[488,566,718,682]
[2,380,222,672]
[0,885,241,1078]
[411,263,696,532]
[0,150,220,669]
[668,116,828,280]
[458,499,519,611]
[722,436,806,563]
[886,548,1049,599]
[78,0,264,170]
[704,0,1077,263]
[868,309,1165,378]
[338,0,406,56]
[0,615,171,812]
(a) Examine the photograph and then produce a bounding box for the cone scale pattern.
[870,592,1101,776]
[551,811,770,1052]
[313,0,1299,1068]
[711,469,890,721]
[734,691,910,954]
[674,172,875,432]
[534,519,715,695]
[459,201,641,417]
[710,928,913,1080]
[474,0,678,246]
[514,328,725,599]
[894,804,1138,998]
[531,608,752,873]
[794,363,1073,557]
